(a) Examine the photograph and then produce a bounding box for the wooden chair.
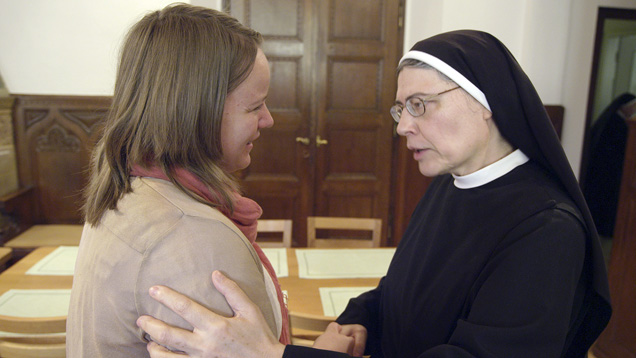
[0,315,66,358]
[0,247,12,271]
[256,219,292,248]
[307,217,382,248]
[3,225,83,250]
[289,311,335,347]
[3,224,83,264]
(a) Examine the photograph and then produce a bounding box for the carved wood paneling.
[12,95,111,225]
[35,125,81,153]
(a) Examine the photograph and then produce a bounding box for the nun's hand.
[312,322,355,355]
[136,271,285,358]
[333,324,367,357]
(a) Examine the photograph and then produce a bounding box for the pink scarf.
[131,165,290,345]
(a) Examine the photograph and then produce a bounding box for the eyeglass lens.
[390,98,426,123]
[390,86,460,123]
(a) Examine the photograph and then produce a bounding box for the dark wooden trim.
[545,105,564,139]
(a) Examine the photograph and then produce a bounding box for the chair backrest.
[307,216,382,248]
[288,311,335,347]
[0,340,66,358]
[0,315,66,358]
[256,219,293,248]
[4,224,83,249]
[0,247,12,271]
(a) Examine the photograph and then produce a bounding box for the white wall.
[404,0,570,104]
[0,0,222,96]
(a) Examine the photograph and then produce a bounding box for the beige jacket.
[67,177,279,357]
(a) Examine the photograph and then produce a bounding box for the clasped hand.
[136,270,368,358]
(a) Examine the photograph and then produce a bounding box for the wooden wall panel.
[10,95,110,226]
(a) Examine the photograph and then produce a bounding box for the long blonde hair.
[84,4,262,225]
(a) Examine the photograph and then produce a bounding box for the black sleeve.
[335,277,384,356]
[283,345,352,358]
[419,208,587,358]
[283,280,385,358]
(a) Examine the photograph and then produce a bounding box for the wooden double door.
[227,0,403,246]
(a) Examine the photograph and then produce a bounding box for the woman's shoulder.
[97,177,247,254]
[134,177,224,218]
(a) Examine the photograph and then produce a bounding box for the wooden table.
[278,249,381,316]
[0,247,382,317]
[0,246,73,296]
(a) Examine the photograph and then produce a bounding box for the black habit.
[283,30,611,358]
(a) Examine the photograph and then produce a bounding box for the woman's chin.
[417,163,443,178]
[220,158,251,174]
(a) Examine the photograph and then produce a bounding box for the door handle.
[295,137,310,145]
[316,135,328,147]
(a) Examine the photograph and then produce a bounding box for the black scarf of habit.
[402,30,611,356]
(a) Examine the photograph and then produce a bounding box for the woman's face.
[220,48,274,173]
[395,67,506,177]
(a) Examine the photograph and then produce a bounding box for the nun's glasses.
[390,86,460,123]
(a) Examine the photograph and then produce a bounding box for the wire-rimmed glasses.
[390,86,460,123]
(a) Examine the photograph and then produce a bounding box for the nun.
[137,30,611,358]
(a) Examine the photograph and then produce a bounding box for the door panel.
[228,0,314,245]
[314,0,398,244]
[227,0,400,246]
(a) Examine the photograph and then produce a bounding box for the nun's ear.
[481,107,493,121]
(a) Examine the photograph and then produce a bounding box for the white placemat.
[295,248,395,279]
[26,246,78,276]
[0,289,70,337]
[0,289,71,317]
[261,248,289,278]
[319,286,374,317]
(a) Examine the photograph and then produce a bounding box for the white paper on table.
[296,248,395,279]
[0,289,70,337]
[0,289,71,317]
[261,248,289,278]
[26,246,78,276]
[319,287,374,317]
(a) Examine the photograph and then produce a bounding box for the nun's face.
[395,67,508,177]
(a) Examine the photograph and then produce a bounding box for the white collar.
[452,149,529,189]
